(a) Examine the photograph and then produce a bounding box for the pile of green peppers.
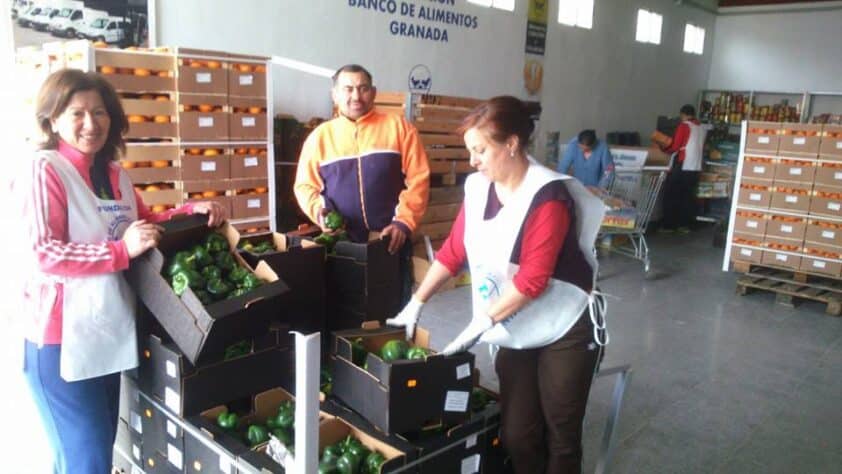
[314,210,349,253]
[266,399,295,451]
[238,239,275,254]
[319,435,386,474]
[166,232,265,304]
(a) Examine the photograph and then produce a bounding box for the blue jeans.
[23,340,120,474]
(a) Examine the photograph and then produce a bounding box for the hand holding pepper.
[123,220,164,258]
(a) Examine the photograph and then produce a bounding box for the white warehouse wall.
[154,0,715,160]
[707,7,842,93]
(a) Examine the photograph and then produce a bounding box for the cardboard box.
[230,149,268,179]
[231,193,270,219]
[237,232,327,334]
[819,125,842,159]
[761,250,801,270]
[769,185,811,213]
[778,124,822,157]
[765,215,807,241]
[229,97,268,140]
[228,63,267,98]
[142,447,182,474]
[125,215,290,365]
[805,219,842,248]
[136,184,182,207]
[773,159,816,184]
[114,418,144,472]
[799,253,842,277]
[809,189,842,218]
[331,325,475,434]
[737,183,772,209]
[122,144,180,184]
[95,49,176,93]
[177,62,228,95]
[179,94,228,141]
[745,121,781,154]
[763,234,803,250]
[733,211,767,236]
[123,97,178,139]
[181,152,230,181]
[140,396,186,473]
[137,332,293,416]
[741,156,776,181]
[731,245,762,264]
[814,162,842,190]
[119,373,142,427]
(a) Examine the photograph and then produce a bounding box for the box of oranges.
[228,57,267,98]
[178,94,228,141]
[95,48,175,94]
[121,92,177,139]
[183,179,232,218]
[121,144,180,184]
[176,50,228,95]
[230,178,270,219]
[134,182,182,210]
[230,146,268,179]
[181,147,230,180]
[228,97,268,140]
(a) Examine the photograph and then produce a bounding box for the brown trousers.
[495,314,601,474]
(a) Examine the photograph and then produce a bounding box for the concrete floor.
[419,228,842,474]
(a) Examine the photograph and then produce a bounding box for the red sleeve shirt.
[663,121,698,163]
[435,200,570,298]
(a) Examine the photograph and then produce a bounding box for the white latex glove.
[441,315,494,356]
[385,296,424,339]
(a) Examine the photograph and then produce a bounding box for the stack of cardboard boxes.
[730,122,842,276]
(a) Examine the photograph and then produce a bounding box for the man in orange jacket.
[294,64,430,302]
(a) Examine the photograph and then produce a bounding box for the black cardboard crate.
[126,215,290,365]
[398,416,485,474]
[237,232,327,334]
[331,325,475,435]
[327,238,400,288]
[137,331,294,416]
[119,373,142,429]
[140,395,186,471]
[114,418,144,473]
[142,447,183,474]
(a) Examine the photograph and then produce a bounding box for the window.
[635,9,662,45]
[558,0,594,29]
[683,23,705,55]
[468,0,515,11]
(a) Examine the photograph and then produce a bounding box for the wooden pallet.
[734,264,842,316]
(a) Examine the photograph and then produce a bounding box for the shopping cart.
[598,165,669,275]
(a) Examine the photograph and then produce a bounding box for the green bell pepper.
[364,451,386,474]
[171,269,205,296]
[471,387,490,412]
[205,233,229,254]
[247,424,269,447]
[215,251,236,272]
[206,278,233,300]
[318,458,339,474]
[193,289,214,305]
[227,266,249,284]
[201,265,222,281]
[320,368,333,395]
[238,240,255,252]
[227,287,249,299]
[406,346,430,360]
[216,410,238,430]
[336,452,361,474]
[313,233,337,249]
[272,428,293,447]
[252,240,275,254]
[191,245,213,268]
[350,338,367,367]
[322,443,343,463]
[272,409,294,430]
[324,211,344,231]
[241,273,263,290]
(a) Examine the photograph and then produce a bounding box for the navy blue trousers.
[23,341,120,474]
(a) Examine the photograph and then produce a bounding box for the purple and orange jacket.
[294,110,430,242]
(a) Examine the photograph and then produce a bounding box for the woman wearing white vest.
[19,69,224,473]
[388,96,607,473]
[659,104,706,233]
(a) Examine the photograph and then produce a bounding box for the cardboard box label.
[198,116,214,127]
[130,410,143,434]
[813,260,827,269]
[168,444,183,469]
[444,390,470,412]
[167,420,177,438]
[829,202,841,211]
[166,360,177,378]
[789,168,802,176]
[822,230,835,239]
[466,434,478,448]
[775,254,788,262]
[749,193,761,201]
[239,74,254,85]
[793,137,806,145]
[196,72,212,83]
[132,445,141,463]
[164,387,180,413]
[746,220,759,229]
[781,225,793,233]
[740,248,753,257]
[785,195,798,203]
[757,136,770,144]
[834,172,842,180]
[247,198,262,208]
[461,454,481,474]
[837,142,842,149]
[456,363,471,380]
[753,166,766,174]
[219,455,233,474]
[244,156,259,167]
[201,161,217,172]
[241,116,256,127]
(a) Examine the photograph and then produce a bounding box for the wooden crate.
[733,262,842,316]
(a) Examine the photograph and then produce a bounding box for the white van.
[30,6,59,31]
[80,16,130,45]
[48,7,84,38]
[16,4,42,27]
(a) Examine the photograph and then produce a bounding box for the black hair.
[577,129,597,147]
[680,104,696,117]
[332,64,373,85]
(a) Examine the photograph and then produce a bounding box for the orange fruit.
[135,161,151,168]
[197,104,214,113]
[153,115,170,123]
[186,148,202,155]
[117,68,133,75]
[124,46,138,51]
[127,115,148,123]
[234,148,247,154]
[156,70,170,78]
[202,190,219,198]
[151,204,167,213]
[120,161,136,169]
[139,94,154,100]
[182,104,194,112]
[190,193,203,199]
[189,60,203,68]
[152,160,169,168]
[247,148,260,154]
[155,95,169,102]
[254,186,267,194]
[202,149,220,156]
[246,227,258,233]
[248,106,262,114]
[237,64,252,73]
[99,65,116,74]
[144,184,160,192]
[258,149,267,156]
[254,65,266,73]
[92,41,108,48]
[207,60,221,69]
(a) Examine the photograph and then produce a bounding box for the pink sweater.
[24,141,194,344]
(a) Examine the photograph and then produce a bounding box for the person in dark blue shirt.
[557,129,615,189]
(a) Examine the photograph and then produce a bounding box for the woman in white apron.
[19,69,224,473]
[659,104,706,233]
[388,96,607,473]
